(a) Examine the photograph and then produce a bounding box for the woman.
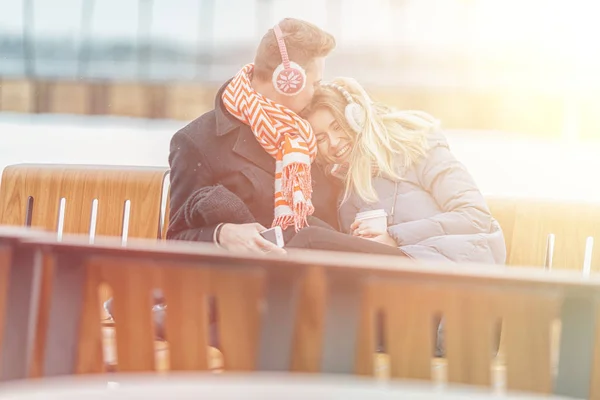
[300,78,506,264]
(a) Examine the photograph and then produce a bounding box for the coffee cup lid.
[355,209,388,220]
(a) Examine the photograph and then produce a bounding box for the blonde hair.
[302,77,439,203]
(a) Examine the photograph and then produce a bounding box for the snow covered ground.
[2,112,599,202]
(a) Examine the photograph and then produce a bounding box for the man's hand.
[350,219,397,247]
[218,223,286,254]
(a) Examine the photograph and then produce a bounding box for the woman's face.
[307,108,353,164]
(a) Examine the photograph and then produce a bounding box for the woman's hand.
[350,220,397,247]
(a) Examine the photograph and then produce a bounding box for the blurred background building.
[0,0,599,140]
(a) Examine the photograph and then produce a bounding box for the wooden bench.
[2,165,596,274]
[1,164,600,396]
[0,164,169,376]
[1,230,599,398]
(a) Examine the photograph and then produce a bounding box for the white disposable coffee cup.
[355,209,388,232]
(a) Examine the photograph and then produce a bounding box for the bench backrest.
[487,197,600,270]
[0,164,169,239]
[1,164,597,271]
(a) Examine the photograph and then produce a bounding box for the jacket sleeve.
[310,164,343,230]
[387,142,493,246]
[337,195,360,234]
[166,130,251,242]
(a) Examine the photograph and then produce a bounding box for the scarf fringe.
[272,214,295,231]
[282,163,312,204]
[293,199,311,232]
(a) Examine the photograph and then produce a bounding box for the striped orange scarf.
[222,63,317,231]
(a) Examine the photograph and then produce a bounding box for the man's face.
[279,57,325,114]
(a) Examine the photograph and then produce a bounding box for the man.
[167,18,339,254]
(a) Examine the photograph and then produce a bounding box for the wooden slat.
[165,83,215,121]
[355,279,376,376]
[48,81,90,115]
[501,290,559,393]
[386,283,434,380]
[0,79,33,113]
[159,176,170,240]
[0,246,44,380]
[356,281,434,380]
[27,253,55,377]
[592,305,600,400]
[160,265,210,371]
[75,265,104,374]
[213,269,264,371]
[32,81,51,113]
[290,266,327,372]
[88,82,109,115]
[107,83,148,118]
[443,287,496,386]
[0,245,10,364]
[147,85,167,119]
[100,260,156,372]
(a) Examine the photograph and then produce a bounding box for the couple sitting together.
[167,18,506,265]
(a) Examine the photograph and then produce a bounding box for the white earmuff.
[322,83,366,134]
[345,102,365,134]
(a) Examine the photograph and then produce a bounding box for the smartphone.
[260,226,285,248]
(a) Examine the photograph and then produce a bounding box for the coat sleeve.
[166,130,252,242]
[387,142,493,246]
[337,194,360,234]
[310,164,343,231]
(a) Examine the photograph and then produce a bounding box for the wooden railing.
[0,227,599,399]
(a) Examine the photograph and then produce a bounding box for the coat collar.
[214,78,275,174]
[214,79,240,137]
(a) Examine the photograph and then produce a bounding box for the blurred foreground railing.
[0,227,599,398]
